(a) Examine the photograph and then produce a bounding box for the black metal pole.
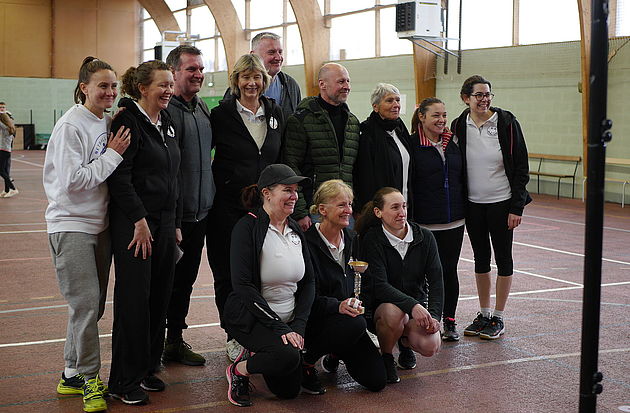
[579,0,611,411]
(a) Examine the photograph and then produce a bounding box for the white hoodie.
[44,104,123,234]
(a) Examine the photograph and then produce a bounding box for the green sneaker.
[162,340,206,366]
[57,373,108,396]
[83,376,106,412]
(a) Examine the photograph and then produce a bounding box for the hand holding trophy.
[347,258,368,314]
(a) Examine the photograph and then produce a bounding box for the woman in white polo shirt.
[223,164,315,407]
[450,75,531,340]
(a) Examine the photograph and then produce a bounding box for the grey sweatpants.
[49,230,111,377]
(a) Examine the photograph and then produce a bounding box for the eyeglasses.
[471,93,494,101]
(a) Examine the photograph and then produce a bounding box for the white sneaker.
[0,191,6,198]
[226,339,244,362]
[3,188,18,198]
[367,330,380,348]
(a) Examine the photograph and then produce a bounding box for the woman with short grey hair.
[354,83,412,215]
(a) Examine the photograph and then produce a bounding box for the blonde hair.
[229,54,271,98]
[309,179,354,215]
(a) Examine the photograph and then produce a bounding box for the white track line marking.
[399,348,630,380]
[513,241,630,266]
[459,258,584,286]
[0,322,221,348]
[525,214,630,233]
[12,159,44,168]
[459,281,630,301]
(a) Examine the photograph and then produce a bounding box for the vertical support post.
[579,1,610,412]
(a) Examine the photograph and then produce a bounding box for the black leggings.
[227,321,302,399]
[431,225,465,319]
[465,200,514,276]
[305,313,386,392]
[0,151,15,192]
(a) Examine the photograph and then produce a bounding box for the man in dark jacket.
[224,32,301,119]
[283,63,360,231]
[162,45,215,366]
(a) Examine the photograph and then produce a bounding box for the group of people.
[0,101,18,198]
[42,30,530,412]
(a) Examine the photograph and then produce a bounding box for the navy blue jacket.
[410,132,465,224]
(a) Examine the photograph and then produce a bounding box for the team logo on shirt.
[89,132,109,162]
[269,117,278,130]
[167,125,176,138]
[289,232,301,245]
[487,126,498,136]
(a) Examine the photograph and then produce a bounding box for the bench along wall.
[436,39,630,204]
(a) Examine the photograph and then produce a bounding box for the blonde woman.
[302,179,386,394]
[207,54,284,361]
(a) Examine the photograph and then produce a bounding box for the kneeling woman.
[303,180,386,394]
[356,187,443,384]
[224,164,315,407]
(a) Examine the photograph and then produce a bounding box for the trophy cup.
[348,259,368,314]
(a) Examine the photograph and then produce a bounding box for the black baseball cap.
[257,164,310,189]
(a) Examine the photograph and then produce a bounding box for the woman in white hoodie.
[43,56,130,413]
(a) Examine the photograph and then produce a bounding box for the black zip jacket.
[305,226,357,321]
[410,132,465,224]
[210,95,284,209]
[353,111,413,214]
[358,222,444,320]
[224,208,315,337]
[451,107,531,216]
[108,97,181,225]
[166,95,215,222]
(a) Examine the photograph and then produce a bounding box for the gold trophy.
[348,259,368,314]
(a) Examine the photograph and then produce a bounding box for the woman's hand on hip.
[128,218,153,259]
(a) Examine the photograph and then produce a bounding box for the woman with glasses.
[450,75,530,340]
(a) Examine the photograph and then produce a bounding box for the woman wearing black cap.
[223,164,315,407]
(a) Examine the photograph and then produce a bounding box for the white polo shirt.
[259,223,305,322]
[315,223,345,268]
[382,223,414,260]
[465,112,511,203]
[236,100,267,150]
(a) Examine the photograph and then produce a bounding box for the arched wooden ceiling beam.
[289,0,330,96]
[136,0,181,35]
[202,0,249,74]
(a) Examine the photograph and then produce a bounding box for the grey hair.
[370,83,400,106]
[251,32,281,50]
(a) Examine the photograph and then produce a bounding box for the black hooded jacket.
[451,106,531,216]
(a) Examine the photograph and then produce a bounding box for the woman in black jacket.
[356,187,443,385]
[410,97,465,342]
[450,75,530,340]
[206,54,284,361]
[303,180,385,394]
[354,83,412,214]
[223,164,315,407]
[107,60,180,405]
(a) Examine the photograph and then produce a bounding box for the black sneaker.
[226,363,252,407]
[321,354,339,374]
[382,353,400,384]
[111,388,149,405]
[56,372,85,395]
[442,317,460,342]
[162,339,206,366]
[463,313,491,336]
[301,364,326,395]
[479,316,505,340]
[140,375,165,392]
[397,339,416,370]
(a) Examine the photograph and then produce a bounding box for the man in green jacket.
[283,63,360,231]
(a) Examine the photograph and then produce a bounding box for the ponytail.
[74,56,114,104]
